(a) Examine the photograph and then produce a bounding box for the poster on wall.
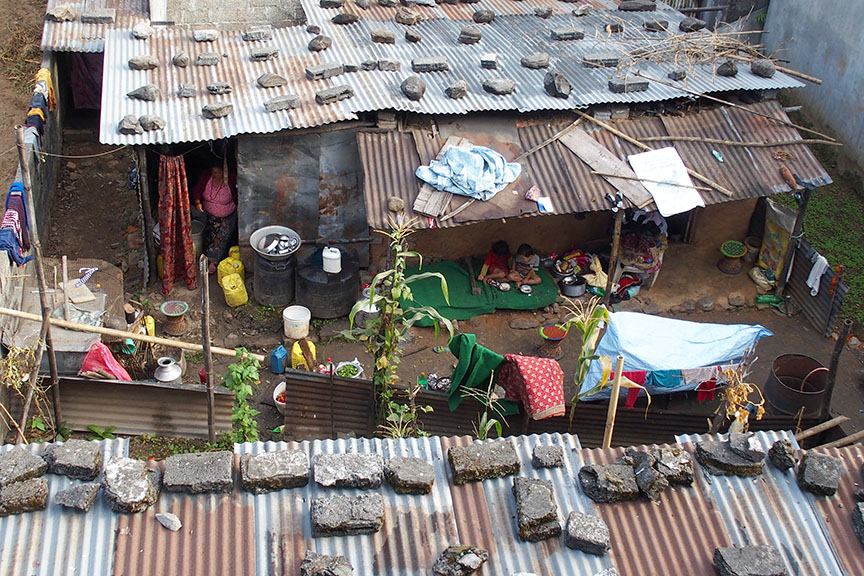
[758,198,796,282]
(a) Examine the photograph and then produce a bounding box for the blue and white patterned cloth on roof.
[415,145,521,201]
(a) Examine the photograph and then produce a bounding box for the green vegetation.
[222,348,261,443]
[775,144,864,329]
[87,424,117,441]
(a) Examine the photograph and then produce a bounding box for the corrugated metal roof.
[361,101,832,229]
[41,0,148,53]
[99,0,805,145]
[809,444,864,576]
[0,439,129,576]
[579,444,732,575]
[676,430,846,576]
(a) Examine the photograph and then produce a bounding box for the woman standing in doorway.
[192,158,237,273]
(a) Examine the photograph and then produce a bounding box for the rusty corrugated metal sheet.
[112,455,257,576]
[41,0,148,53]
[60,376,234,439]
[676,430,846,575]
[787,237,848,337]
[580,444,732,575]
[0,439,128,576]
[810,444,864,576]
[99,26,357,145]
[281,369,376,440]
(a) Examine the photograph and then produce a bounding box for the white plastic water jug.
[322,247,342,274]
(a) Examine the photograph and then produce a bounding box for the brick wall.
[166,0,306,27]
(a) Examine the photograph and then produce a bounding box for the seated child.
[477,240,511,284]
[508,244,542,287]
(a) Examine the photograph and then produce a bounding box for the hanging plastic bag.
[79,342,132,381]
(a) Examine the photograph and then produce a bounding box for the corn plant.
[222,348,261,443]
[342,216,453,429]
[463,374,507,441]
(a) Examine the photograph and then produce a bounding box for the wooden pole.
[590,171,713,191]
[61,255,70,321]
[633,72,833,140]
[775,186,811,296]
[0,306,265,362]
[821,318,852,420]
[814,429,864,450]
[794,415,849,442]
[602,355,625,449]
[135,147,158,286]
[575,111,736,198]
[635,135,841,148]
[15,125,62,441]
[604,209,623,307]
[200,256,216,443]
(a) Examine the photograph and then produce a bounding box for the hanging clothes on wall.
[157,155,197,294]
[1,182,32,266]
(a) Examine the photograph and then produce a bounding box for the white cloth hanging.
[806,252,829,296]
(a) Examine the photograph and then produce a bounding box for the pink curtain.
[158,155,197,294]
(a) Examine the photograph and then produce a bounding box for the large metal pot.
[560,275,586,297]
[764,354,828,417]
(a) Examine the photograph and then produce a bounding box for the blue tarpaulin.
[582,311,772,399]
[415,145,521,201]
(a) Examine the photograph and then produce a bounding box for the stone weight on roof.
[310,493,384,536]
[163,451,234,494]
[55,483,101,511]
[313,453,383,488]
[240,450,309,493]
[43,439,102,480]
[0,477,48,516]
[102,457,161,513]
[0,447,47,486]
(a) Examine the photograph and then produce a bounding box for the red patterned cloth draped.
[158,155,197,294]
[497,354,566,420]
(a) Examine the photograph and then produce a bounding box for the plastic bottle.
[418,372,427,388]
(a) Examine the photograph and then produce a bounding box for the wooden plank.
[558,129,654,208]
[413,136,466,218]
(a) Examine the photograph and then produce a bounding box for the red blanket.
[497,354,566,420]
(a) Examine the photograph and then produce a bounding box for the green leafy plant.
[29,415,46,432]
[463,375,507,441]
[342,216,454,427]
[56,421,73,442]
[252,304,277,322]
[562,297,649,425]
[377,384,433,438]
[87,424,117,441]
[222,348,261,443]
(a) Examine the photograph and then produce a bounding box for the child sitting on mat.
[508,244,542,287]
[477,240,511,284]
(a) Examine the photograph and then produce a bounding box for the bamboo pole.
[199,256,216,443]
[603,209,623,307]
[514,118,585,161]
[794,415,850,442]
[723,53,823,85]
[602,355,625,449]
[135,147,157,285]
[0,306,265,362]
[632,72,835,141]
[591,171,713,191]
[61,256,70,321]
[814,429,864,450]
[636,135,841,148]
[575,110,736,198]
[15,125,62,442]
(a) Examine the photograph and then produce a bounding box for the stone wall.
[763,0,864,172]
[165,0,306,27]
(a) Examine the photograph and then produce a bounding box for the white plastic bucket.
[272,381,287,416]
[322,247,342,274]
[282,305,311,339]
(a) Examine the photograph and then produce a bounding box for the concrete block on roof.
[797,451,843,496]
[521,52,550,69]
[43,439,102,481]
[193,29,219,42]
[361,60,378,71]
[729,432,766,463]
[472,9,495,24]
[578,463,639,503]
[314,453,383,488]
[379,0,397,6]
[445,80,467,99]
[258,73,287,88]
[534,7,553,19]
[384,456,435,494]
[207,82,233,95]
[622,448,668,501]
[371,28,396,44]
[251,47,279,62]
[480,54,498,69]
[713,545,787,576]
[46,5,76,22]
[128,55,160,70]
[694,440,764,476]
[307,24,322,34]
[344,63,359,72]
[768,440,797,471]
[240,450,309,492]
[172,52,190,67]
[163,451,233,493]
[378,58,401,72]
[308,35,332,51]
[0,447,47,487]
[402,76,426,100]
[551,27,584,41]
[482,78,516,95]
[81,9,116,24]
[431,545,489,576]
[178,83,197,98]
[643,19,668,32]
[458,26,482,45]
[0,478,48,516]
[55,483,101,511]
[751,59,776,78]
[618,0,656,11]
[679,17,706,32]
[668,69,687,81]
[300,550,353,576]
[320,0,345,7]
[448,441,520,485]
[512,477,560,542]
[412,56,449,72]
[196,52,221,66]
[102,457,161,513]
[853,503,864,547]
[243,26,273,42]
[564,511,611,555]
[406,29,421,43]
[395,7,421,25]
[649,446,693,485]
[582,52,619,68]
[118,115,143,135]
[331,12,360,25]
[608,76,649,93]
[306,62,344,80]
[127,84,161,101]
[532,445,564,468]
[310,493,384,536]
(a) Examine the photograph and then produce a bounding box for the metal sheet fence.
[787,237,848,337]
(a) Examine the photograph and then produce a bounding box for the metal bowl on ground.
[520,284,533,295]
[498,282,511,292]
[249,225,302,261]
[560,274,586,297]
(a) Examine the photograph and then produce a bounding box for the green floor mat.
[404,260,558,326]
